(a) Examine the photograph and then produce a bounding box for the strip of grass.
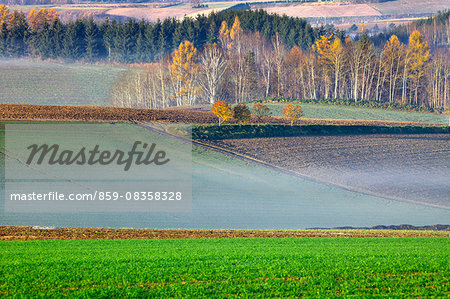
[0,238,448,297]
[264,103,448,124]
[254,97,444,114]
[192,124,450,140]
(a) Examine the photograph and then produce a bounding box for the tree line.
[0,5,327,62]
[0,5,448,109]
[111,16,449,110]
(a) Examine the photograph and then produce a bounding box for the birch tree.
[199,44,226,104]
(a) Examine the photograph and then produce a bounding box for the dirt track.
[0,104,445,127]
[1,226,448,241]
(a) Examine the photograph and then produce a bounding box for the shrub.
[252,102,272,123]
[212,100,233,126]
[233,104,251,124]
[283,103,303,126]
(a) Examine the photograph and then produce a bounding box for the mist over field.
[1,123,448,229]
[213,134,450,209]
[0,59,124,106]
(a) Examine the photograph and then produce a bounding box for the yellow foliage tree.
[218,20,230,48]
[381,35,405,103]
[358,23,367,34]
[170,40,201,106]
[314,35,345,98]
[0,5,9,27]
[212,100,233,126]
[407,30,430,105]
[229,16,242,41]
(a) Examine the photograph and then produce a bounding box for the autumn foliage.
[170,40,201,106]
[0,5,8,27]
[212,100,233,125]
[28,8,58,32]
[283,103,303,125]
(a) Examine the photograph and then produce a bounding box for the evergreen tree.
[36,22,51,59]
[84,18,99,61]
[172,25,183,51]
[206,20,217,44]
[51,18,64,58]
[73,19,86,59]
[0,23,7,56]
[62,22,77,60]
[100,18,115,61]
[143,22,155,60]
[6,11,27,57]
[134,30,145,62]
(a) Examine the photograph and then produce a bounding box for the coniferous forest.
[0,6,327,61]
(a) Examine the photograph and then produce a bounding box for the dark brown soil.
[0,104,445,126]
[0,104,217,124]
[1,226,448,241]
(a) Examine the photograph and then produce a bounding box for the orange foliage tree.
[283,103,303,126]
[28,8,58,32]
[212,100,233,126]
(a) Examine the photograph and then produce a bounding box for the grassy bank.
[192,124,450,140]
[0,238,448,297]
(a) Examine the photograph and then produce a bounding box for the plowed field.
[1,226,448,241]
[211,134,450,209]
[0,104,445,127]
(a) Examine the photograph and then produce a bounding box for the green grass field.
[0,59,125,106]
[265,103,447,124]
[0,238,448,297]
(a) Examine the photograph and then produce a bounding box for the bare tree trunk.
[273,33,285,98]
